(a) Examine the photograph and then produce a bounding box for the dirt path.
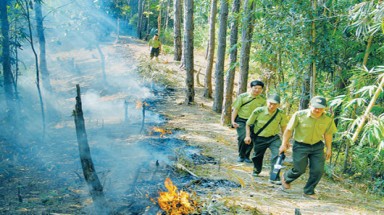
[124,37,384,214]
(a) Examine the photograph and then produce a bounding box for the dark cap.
[267,94,280,104]
[310,96,327,108]
[250,80,264,88]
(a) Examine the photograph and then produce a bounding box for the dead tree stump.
[73,84,108,211]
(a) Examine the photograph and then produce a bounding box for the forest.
[0,0,383,214]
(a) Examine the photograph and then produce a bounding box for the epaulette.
[253,107,264,114]
[239,93,249,98]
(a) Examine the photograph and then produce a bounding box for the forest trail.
[121,36,384,214]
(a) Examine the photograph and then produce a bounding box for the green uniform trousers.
[284,141,325,195]
[251,135,281,179]
[235,117,253,159]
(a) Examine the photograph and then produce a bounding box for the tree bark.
[164,0,171,30]
[212,0,229,113]
[24,0,46,138]
[183,0,194,104]
[222,0,241,125]
[203,0,217,99]
[73,85,108,211]
[157,0,162,35]
[309,0,317,98]
[137,0,144,39]
[96,44,106,82]
[34,1,51,90]
[1,0,16,114]
[173,0,182,61]
[237,0,255,95]
[299,73,310,110]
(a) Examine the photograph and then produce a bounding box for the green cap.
[310,96,327,108]
[267,94,280,104]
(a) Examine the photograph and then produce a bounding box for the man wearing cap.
[148,34,161,62]
[244,94,288,184]
[279,96,337,199]
[232,80,265,163]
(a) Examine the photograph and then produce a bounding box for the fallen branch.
[175,163,199,178]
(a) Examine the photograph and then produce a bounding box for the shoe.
[268,179,282,185]
[281,176,291,189]
[244,158,252,163]
[303,193,319,200]
[252,169,259,177]
[237,157,244,162]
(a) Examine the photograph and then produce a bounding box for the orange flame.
[152,127,172,137]
[158,178,197,215]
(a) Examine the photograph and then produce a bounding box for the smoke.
[1,0,175,213]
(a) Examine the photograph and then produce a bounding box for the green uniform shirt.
[232,93,265,119]
[149,39,161,48]
[287,109,337,144]
[246,106,288,137]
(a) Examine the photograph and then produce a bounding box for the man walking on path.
[244,94,287,184]
[279,96,337,199]
[148,34,161,62]
[231,80,265,163]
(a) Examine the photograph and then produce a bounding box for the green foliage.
[159,28,174,46]
[193,25,209,49]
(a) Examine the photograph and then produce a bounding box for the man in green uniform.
[244,94,288,184]
[148,34,161,62]
[231,80,265,163]
[279,96,337,199]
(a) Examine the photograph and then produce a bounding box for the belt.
[258,135,278,139]
[294,140,323,145]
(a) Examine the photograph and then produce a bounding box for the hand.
[231,122,239,128]
[279,143,290,154]
[244,136,251,145]
[325,148,332,160]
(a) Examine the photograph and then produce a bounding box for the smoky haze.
[1,0,178,213]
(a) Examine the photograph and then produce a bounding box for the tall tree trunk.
[309,0,317,98]
[146,2,151,40]
[299,73,310,110]
[173,0,182,61]
[34,1,52,90]
[203,0,217,99]
[164,0,171,30]
[24,0,46,138]
[96,44,106,82]
[237,0,255,95]
[221,0,241,125]
[0,0,16,117]
[184,0,194,104]
[212,0,229,113]
[137,0,144,39]
[73,85,108,212]
[157,1,162,35]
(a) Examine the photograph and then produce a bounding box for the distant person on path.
[231,80,265,163]
[148,34,161,62]
[279,96,337,199]
[244,94,287,184]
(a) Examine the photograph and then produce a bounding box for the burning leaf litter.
[157,178,199,215]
